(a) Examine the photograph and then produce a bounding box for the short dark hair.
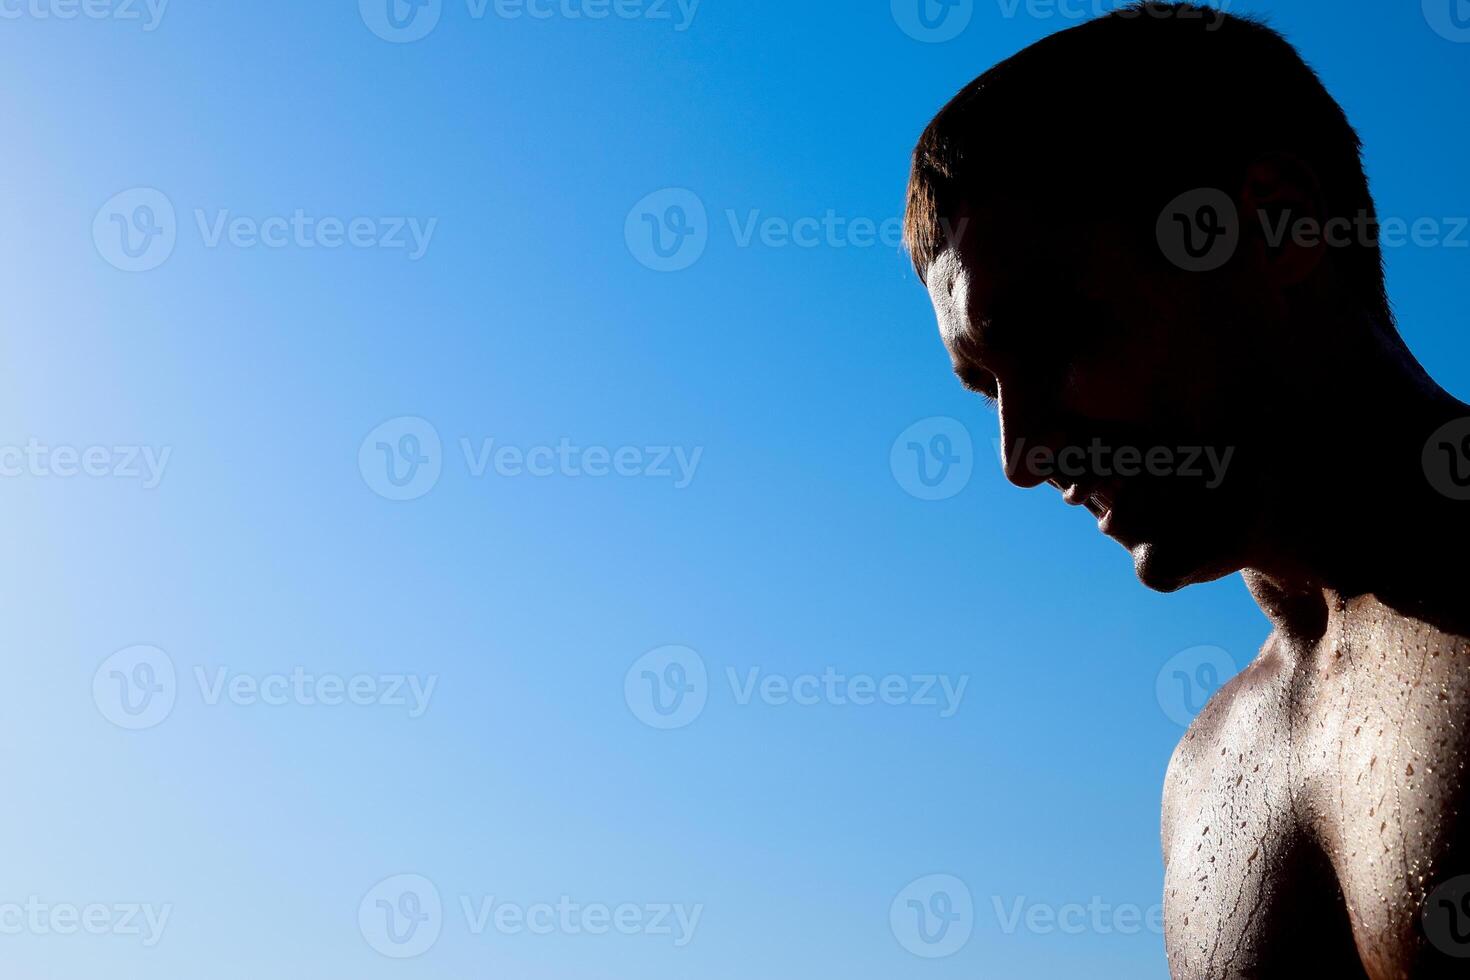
[903,2,1391,326]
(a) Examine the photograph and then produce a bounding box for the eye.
[954,365,998,405]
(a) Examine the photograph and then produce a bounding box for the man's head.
[906,2,1392,591]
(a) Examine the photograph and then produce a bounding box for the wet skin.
[1161,582,1470,978]
[921,206,1470,976]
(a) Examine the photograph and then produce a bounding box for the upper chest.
[1162,599,1470,978]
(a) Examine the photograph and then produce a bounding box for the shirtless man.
[902,4,1470,976]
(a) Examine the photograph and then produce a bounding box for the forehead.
[923,210,1127,344]
[923,246,971,351]
[923,211,1062,346]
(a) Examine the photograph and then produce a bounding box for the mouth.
[1056,480,1118,527]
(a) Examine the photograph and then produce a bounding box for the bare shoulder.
[1161,632,1294,854]
[1304,596,1470,976]
[1158,630,1367,978]
[1159,597,1470,977]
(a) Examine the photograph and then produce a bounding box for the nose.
[996,386,1066,490]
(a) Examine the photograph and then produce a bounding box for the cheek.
[1067,291,1228,427]
[1067,348,1158,420]
[1065,321,1173,422]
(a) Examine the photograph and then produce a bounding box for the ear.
[1238,152,1327,287]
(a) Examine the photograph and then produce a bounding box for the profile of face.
[924,202,1290,592]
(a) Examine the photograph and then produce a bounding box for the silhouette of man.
[903,4,1470,976]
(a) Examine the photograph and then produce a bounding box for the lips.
[1053,479,1137,545]
[1093,486,1142,544]
[1058,480,1116,517]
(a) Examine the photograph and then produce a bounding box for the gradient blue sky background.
[1,1,1467,977]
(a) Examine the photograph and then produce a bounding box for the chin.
[1129,540,1241,593]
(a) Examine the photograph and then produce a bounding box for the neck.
[1243,311,1470,638]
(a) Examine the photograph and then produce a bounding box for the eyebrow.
[949,313,1003,367]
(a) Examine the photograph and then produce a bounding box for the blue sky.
[0,1,1466,977]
